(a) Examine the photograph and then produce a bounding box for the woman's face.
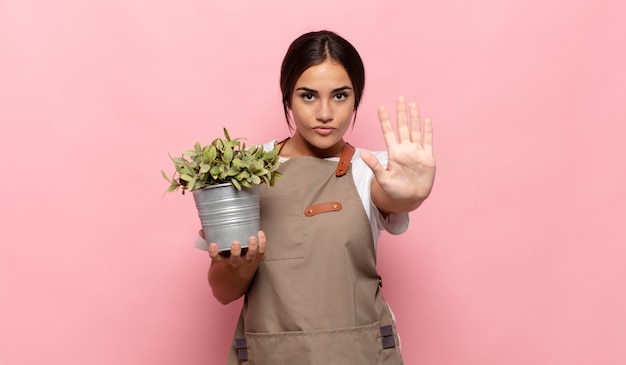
[288,58,355,157]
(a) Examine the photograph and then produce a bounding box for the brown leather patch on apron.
[304,201,342,216]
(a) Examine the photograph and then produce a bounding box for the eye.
[334,92,349,101]
[300,93,315,101]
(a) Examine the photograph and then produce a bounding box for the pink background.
[1,1,625,364]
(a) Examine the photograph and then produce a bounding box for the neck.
[280,135,346,159]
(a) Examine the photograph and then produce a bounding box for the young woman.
[198,30,435,364]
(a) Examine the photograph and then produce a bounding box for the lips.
[313,126,335,136]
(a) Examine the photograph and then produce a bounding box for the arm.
[361,97,436,214]
[204,230,267,305]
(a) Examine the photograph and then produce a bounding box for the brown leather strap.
[336,143,355,177]
[275,138,354,177]
[274,137,290,155]
[304,202,342,217]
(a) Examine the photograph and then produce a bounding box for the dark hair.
[280,30,365,128]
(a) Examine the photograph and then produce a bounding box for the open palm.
[361,97,436,210]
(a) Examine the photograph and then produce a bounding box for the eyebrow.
[295,86,353,94]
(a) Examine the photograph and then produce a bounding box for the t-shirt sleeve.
[374,205,410,235]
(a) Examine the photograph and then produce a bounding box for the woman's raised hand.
[361,96,436,212]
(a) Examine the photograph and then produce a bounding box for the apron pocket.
[260,196,305,260]
[244,322,401,365]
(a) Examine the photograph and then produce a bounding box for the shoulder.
[262,140,279,151]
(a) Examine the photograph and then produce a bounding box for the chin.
[312,140,345,155]
[307,136,335,148]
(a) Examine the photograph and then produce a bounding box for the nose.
[316,100,333,122]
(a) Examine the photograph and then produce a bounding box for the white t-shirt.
[194,141,409,251]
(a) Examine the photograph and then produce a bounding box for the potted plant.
[162,128,282,255]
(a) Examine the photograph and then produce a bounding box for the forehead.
[295,59,352,88]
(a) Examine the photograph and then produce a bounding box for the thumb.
[360,150,385,178]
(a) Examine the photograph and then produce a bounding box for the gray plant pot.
[192,183,260,254]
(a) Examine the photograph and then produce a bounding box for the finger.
[409,102,422,144]
[360,150,386,179]
[229,241,242,266]
[396,96,411,142]
[257,230,267,257]
[377,105,398,148]
[198,229,205,239]
[208,242,221,261]
[245,236,258,263]
[423,118,434,154]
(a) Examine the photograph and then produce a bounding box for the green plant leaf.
[263,148,277,160]
[232,157,244,168]
[182,161,197,177]
[225,139,240,149]
[208,145,217,160]
[180,174,193,182]
[223,146,233,163]
[187,177,196,191]
[248,161,262,173]
[163,127,284,195]
[235,171,250,181]
[226,166,240,176]
[210,165,221,176]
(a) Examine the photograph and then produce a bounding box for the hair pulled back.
[280,30,365,128]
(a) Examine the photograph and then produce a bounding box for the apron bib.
[226,143,403,364]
